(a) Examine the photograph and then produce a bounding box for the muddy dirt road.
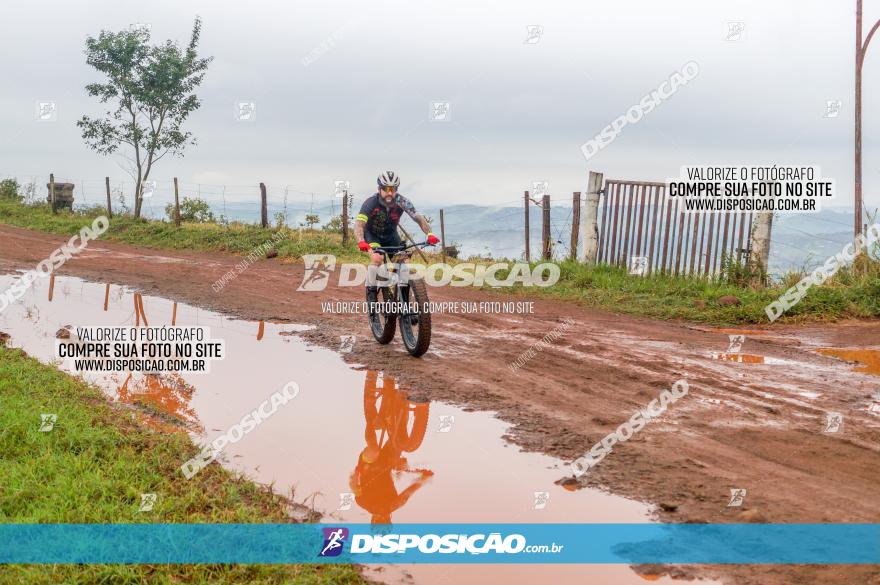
[1,225,878,585]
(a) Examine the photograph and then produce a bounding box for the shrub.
[165,197,215,223]
[0,179,22,202]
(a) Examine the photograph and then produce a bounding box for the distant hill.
[139,195,860,275]
[420,205,859,276]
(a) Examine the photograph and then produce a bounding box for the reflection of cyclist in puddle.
[350,370,433,523]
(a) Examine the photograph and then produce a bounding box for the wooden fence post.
[748,211,773,285]
[524,190,531,262]
[173,177,181,227]
[397,223,429,263]
[49,173,55,213]
[439,208,447,263]
[341,189,349,244]
[260,182,268,228]
[541,194,551,260]
[582,171,604,264]
[105,177,112,218]
[570,192,581,260]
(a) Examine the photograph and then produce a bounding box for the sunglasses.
[380,186,397,193]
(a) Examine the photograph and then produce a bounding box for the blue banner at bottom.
[1,524,877,564]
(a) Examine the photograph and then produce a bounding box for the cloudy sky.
[0,0,877,212]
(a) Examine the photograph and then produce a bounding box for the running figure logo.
[727,334,745,354]
[319,527,349,557]
[298,254,337,291]
[39,413,57,432]
[629,256,648,277]
[824,412,843,433]
[727,488,747,507]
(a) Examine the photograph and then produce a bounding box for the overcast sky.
[0,0,877,212]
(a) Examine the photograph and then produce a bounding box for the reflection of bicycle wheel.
[395,402,430,452]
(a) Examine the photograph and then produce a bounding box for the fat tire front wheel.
[398,278,431,357]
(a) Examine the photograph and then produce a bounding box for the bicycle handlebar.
[372,242,433,255]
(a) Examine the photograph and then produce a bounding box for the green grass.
[2,198,879,326]
[0,344,366,584]
[0,198,362,262]
[492,258,880,325]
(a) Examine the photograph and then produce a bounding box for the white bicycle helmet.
[377,170,400,188]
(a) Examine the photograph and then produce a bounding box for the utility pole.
[855,0,880,237]
[523,191,531,262]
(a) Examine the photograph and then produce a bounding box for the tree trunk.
[134,186,143,218]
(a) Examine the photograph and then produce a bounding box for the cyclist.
[355,171,439,301]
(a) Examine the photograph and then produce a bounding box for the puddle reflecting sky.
[817,347,880,376]
[0,272,719,585]
[709,352,795,365]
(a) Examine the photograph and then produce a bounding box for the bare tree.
[78,18,212,218]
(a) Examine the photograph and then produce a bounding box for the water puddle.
[816,347,880,376]
[703,328,771,336]
[0,272,716,585]
[708,352,796,365]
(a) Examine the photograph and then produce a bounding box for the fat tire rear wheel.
[398,278,431,357]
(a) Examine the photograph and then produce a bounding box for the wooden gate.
[596,180,754,276]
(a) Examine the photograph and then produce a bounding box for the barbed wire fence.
[0,172,353,229]
[2,171,853,266]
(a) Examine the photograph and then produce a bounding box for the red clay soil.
[1,224,878,585]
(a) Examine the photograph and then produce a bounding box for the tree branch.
[862,19,880,65]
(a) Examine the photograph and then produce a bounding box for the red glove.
[358,240,372,252]
[426,233,440,245]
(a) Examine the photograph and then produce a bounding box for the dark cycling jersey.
[357,193,419,242]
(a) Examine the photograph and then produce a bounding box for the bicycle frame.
[371,242,427,305]
[366,240,434,356]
